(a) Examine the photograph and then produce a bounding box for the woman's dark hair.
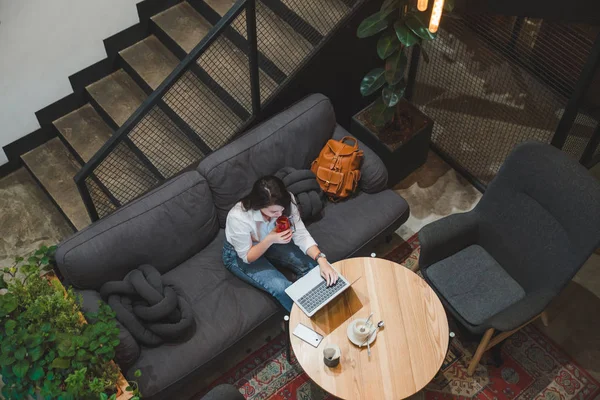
[241,176,292,216]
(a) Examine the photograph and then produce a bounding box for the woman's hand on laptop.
[318,259,338,287]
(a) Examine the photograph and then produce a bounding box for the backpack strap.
[340,136,358,150]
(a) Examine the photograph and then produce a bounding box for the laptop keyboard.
[297,279,347,314]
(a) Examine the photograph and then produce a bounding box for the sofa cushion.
[426,245,526,326]
[56,171,219,290]
[128,230,278,398]
[197,94,336,227]
[306,190,409,262]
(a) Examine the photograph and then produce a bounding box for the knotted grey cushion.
[275,167,325,220]
[100,264,195,347]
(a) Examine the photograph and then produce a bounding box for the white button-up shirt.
[225,194,318,263]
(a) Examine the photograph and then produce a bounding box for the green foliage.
[382,80,407,108]
[370,98,396,127]
[376,33,398,60]
[393,21,419,47]
[360,68,386,96]
[384,51,408,85]
[357,0,444,125]
[0,246,131,400]
[356,11,390,38]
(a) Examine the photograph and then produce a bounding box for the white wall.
[0,0,142,165]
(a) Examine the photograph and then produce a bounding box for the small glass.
[275,216,291,233]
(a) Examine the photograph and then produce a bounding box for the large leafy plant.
[357,0,452,127]
[0,246,140,400]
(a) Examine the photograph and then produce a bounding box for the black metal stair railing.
[75,0,362,222]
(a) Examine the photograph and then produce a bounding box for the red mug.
[275,216,291,233]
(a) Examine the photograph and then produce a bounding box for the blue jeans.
[222,241,318,312]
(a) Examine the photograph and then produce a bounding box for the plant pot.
[351,99,433,187]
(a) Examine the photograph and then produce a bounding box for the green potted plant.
[351,0,452,186]
[0,245,141,400]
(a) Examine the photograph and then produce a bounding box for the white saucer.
[347,319,377,347]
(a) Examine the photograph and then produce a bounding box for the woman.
[223,176,338,311]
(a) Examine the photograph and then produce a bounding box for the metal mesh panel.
[129,106,205,177]
[84,176,118,219]
[81,0,361,221]
[253,1,313,75]
[197,11,278,110]
[164,70,243,150]
[562,112,599,160]
[412,15,594,184]
[280,0,350,36]
[93,141,159,205]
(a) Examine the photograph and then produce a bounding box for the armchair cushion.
[425,245,525,326]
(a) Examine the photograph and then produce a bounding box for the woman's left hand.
[318,258,339,287]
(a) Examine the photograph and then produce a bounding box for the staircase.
[20,0,359,231]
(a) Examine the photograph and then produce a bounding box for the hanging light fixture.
[428,0,445,33]
[417,0,428,11]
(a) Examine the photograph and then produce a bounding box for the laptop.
[285,264,351,317]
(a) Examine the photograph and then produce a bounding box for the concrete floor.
[1,152,599,394]
[0,168,73,267]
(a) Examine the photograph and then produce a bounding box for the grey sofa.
[419,141,600,375]
[55,94,409,399]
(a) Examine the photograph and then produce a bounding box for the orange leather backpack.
[311,136,364,201]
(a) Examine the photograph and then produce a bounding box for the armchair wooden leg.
[540,311,549,327]
[467,328,494,376]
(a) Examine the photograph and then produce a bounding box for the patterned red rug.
[205,234,600,400]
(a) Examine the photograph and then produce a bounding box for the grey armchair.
[419,141,600,376]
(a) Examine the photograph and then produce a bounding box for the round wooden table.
[289,257,449,400]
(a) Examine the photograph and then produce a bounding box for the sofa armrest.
[332,125,388,193]
[419,212,479,269]
[201,384,244,400]
[75,289,141,370]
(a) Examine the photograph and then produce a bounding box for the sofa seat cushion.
[426,245,526,326]
[128,230,278,398]
[306,190,409,262]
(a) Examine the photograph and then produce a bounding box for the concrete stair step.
[53,104,112,162]
[120,35,180,90]
[203,0,236,17]
[86,69,146,127]
[205,0,313,75]
[86,69,204,178]
[280,0,348,35]
[152,2,212,54]
[21,138,96,231]
[52,104,159,205]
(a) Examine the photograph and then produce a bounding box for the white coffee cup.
[353,319,371,341]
